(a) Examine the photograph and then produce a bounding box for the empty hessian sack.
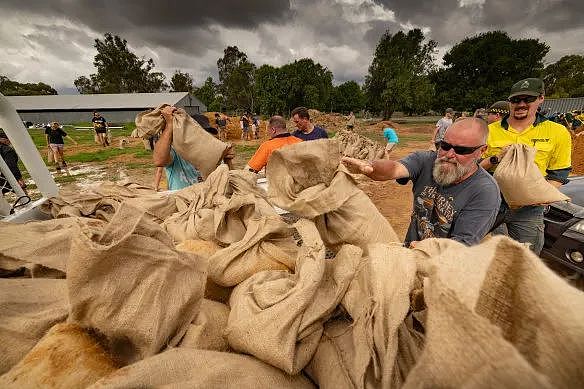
[493,143,569,207]
[0,323,117,389]
[88,349,316,389]
[67,204,207,365]
[135,104,229,179]
[267,138,399,251]
[226,219,360,375]
[406,236,584,388]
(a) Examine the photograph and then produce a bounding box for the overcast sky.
[1,0,583,94]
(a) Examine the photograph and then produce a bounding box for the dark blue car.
[542,176,584,274]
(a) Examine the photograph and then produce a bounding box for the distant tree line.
[4,31,584,118]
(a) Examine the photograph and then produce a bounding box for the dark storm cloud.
[0,0,291,29]
[480,0,584,33]
[373,0,584,45]
[0,0,292,55]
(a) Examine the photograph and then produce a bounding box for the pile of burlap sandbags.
[1,139,584,388]
[336,128,386,160]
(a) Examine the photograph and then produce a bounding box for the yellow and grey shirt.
[483,114,572,183]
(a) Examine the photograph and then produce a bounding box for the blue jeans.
[492,205,545,255]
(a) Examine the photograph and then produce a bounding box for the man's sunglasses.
[508,95,538,104]
[438,141,484,155]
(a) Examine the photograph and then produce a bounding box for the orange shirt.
[247,134,302,172]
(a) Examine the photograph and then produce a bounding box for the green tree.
[365,29,436,119]
[280,58,333,112]
[170,70,193,92]
[0,75,57,95]
[331,81,365,113]
[431,31,549,111]
[544,55,584,98]
[193,77,222,111]
[254,64,287,115]
[74,33,168,94]
[217,46,256,111]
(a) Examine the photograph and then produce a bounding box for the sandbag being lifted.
[493,143,569,207]
[135,104,229,179]
[267,139,399,251]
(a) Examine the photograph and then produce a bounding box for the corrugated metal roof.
[541,97,584,114]
[5,92,193,110]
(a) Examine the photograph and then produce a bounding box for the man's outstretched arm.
[341,157,409,181]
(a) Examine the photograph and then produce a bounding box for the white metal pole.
[0,93,59,198]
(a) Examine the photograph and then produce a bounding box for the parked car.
[542,176,584,274]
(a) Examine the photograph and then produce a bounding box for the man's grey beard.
[433,156,475,186]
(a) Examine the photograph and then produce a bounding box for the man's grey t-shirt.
[435,117,452,142]
[398,151,501,246]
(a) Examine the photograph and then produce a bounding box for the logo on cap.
[520,81,530,89]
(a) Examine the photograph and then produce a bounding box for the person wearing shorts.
[44,122,78,171]
[92,111,109,146]
[383,127,399,157]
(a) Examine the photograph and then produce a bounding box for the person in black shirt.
[0,130,26,194]
[44,122,78,172]
[291,106,328,141]
[92,111,109,146]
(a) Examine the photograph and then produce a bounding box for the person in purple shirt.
[291,106,328,141]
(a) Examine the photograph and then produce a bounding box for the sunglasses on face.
[508,95,538,104]
[439,141,484,155]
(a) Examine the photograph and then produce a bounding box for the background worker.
[486,101,509,124]
[346,111,356,129]
[291,106,328,141]
[432,108,454,149]
[91,111,109,146]
[0,130,26,194]
[246,115,302,173]
[480,78,572,255]
[44,122,78,172]
[343,118,500,247]
[382,127,399,157]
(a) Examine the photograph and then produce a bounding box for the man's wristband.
[489,155,499,165]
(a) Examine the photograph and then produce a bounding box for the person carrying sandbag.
[343,117,501,247]
[152,105,235,190]
[480,78,572,255]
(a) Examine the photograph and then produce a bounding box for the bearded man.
[342,117,500,247]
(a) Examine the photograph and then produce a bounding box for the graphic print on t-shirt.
[413,185,455,240]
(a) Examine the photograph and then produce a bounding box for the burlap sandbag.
[89,348,316,389]
[0,217,103,276]
[207,194,298,287]
[163,164,231,243]
[135,104,228,179]
[67,204,207,365]
[43,181,178,223]
[493,143,569,207]
[306,243,424,388]
[226,219,360,374]
[0,279,68,374]
[176,239,232,303]
[178,299,230,352]
[0,323,117,389]
[406,236,584,388]
[267,139,399,251]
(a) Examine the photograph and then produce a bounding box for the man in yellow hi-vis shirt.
[480,78,572,255]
